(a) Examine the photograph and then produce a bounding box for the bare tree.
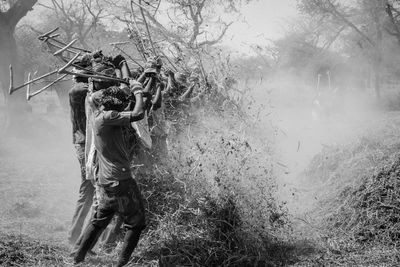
[0,0,38,101]
[106,0,251,71]
[298,0,387,99]
[38,0,108,49]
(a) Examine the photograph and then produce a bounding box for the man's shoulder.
[97,110,131,126]
[103,110,121,120]
[93,110,106,122]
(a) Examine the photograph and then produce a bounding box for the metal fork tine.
[48,33,61,39]
[60,67,127,84]
[57,53,128,84]
[27,74,68,101]
[26,72,32,101]
[44,40,78,55]
[9,68,59,95]
[58,53,81,74]
[38,27,59,40]
[54,39,78,56]
[49,38,91,53]
[8,65,14,95]
[40,34,90,53]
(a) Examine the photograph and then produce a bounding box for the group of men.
[66,51,198,266]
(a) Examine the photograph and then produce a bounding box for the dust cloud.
[246,71,385,220]
[0,71,382,243]
[0,89,82,244]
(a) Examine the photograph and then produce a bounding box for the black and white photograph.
[0,0,399,266]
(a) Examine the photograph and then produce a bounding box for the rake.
[38,27,91,54]
[9,48,128,101]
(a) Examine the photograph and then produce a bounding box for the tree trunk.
[0,0,38,134]
[373,1,384,100]
[0,23,31,125]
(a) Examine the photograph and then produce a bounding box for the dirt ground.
[1,87,400,266]
[0,111,79,245]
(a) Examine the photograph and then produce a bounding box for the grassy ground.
[2,105,400,266]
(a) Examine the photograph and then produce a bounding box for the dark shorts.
[92,179,146,230]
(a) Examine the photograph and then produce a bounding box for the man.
[70,53,136,253]
[68,54,95,245]
[74,80,146,267]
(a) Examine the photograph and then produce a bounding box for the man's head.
[144,56,163,75]
[91,86,129,112]
[131,67,144,79]
[75,53,92,68]
[91,51,116,79]
[155,56,163,70]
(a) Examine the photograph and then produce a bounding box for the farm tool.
[9,28,128,101]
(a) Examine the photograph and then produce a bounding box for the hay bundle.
[327,154,400,245]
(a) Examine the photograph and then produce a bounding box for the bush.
[131,98,291,265]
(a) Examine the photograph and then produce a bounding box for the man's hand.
[129,80,143,92]
[119,82,130,95]
[112,54,126,68]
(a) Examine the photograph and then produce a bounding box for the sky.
[222,0,299,52]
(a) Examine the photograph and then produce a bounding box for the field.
[2,85,400,266]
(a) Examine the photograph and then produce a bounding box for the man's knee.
[123,212,146,231]
[91,209,115,229]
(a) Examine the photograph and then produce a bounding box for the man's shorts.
[92,179,146,230]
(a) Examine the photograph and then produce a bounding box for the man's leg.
[74,207,115,264]
[101,214,124,253]
[116,180,146,266]
[74,224,103,264]
[116,227,143,267]
[69,144,95,244]
[70,206,101,256]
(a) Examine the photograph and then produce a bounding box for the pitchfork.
[9,29,129,101]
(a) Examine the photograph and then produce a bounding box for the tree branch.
[197,21,233,47]
[386,3,400,45]
[5,0,38,29]
[325,0,375,46]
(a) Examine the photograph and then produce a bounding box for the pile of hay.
[129,100,293,266]
[301,117,400,246]
[327,154,400,245]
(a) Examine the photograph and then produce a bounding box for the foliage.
[127,92,294,265]
[300,116,400,247]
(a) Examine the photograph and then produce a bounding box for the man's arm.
[120,61,131,79]
[137,72,146,83]
[129,80,145,122]
[102,81,145,125]
[151,82,163,110]
[112,55,131,80]
[143,77,154,93]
